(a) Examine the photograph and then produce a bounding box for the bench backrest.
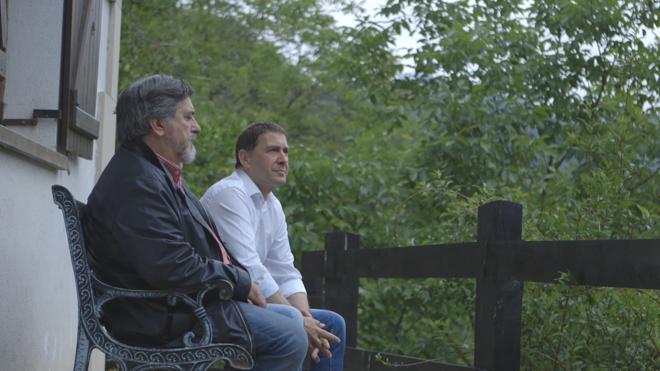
[52,185,99,330]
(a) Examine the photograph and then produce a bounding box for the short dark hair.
[235,121,287,168]
[115,74,193,144]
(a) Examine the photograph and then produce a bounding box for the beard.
[169,133,197,164]
[181,143,196,164]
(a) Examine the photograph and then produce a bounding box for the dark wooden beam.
[474,201,523,371]
[303,238,660,289]
[303,242,480,279]
[301,250,325,308]
[324,231,360,347]
[352,242,481,278]
[491,239,660,289]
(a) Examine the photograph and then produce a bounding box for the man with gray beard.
[83,74,307,370]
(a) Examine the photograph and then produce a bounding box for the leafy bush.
[119,0,659,368]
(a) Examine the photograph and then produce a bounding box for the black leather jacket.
[84,140,253,352]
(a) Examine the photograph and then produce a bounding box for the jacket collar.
[123,139,182,190]
[123,139,162,167]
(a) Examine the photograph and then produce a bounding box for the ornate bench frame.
[52,185,254,371]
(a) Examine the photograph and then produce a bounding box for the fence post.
[475,201,523,371]
[324,231,360,347]
[302,250,326,309]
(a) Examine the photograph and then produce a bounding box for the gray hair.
[115,74,193,144]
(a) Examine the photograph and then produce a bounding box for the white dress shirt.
[201,169,306,299]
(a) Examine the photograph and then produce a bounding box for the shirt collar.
[155,153,183,188]
[236,168,269,208]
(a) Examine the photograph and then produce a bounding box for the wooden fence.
[301,201,660,371]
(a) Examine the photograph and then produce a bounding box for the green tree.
[119,0,659,368]
[348,1,659,367]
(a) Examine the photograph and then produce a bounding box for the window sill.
[0,125,67,170]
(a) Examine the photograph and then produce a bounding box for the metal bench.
[52,185,254,371]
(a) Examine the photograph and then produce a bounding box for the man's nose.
[192,119,201,133]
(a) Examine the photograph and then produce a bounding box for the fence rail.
[301,201,660,371]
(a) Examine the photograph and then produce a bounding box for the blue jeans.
[236,302,308,371]
[267,304,346,371]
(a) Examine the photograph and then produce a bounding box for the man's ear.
[148,117,167,137]
[238,149,251,169]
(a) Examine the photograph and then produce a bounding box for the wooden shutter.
[58,0,101,159]
[0,0,7,119]
[0,0,7,51]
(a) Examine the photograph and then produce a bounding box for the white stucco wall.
[0,0,121,370]
[0,150,99,370]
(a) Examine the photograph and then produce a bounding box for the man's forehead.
[258,131,287,146]
[176,97,195,113]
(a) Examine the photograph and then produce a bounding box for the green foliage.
[119,0,659,368]
[524,281,659,370]
[359,278,476,365]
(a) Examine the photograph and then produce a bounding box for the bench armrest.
[92,275,233,347]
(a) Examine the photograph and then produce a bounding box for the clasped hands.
[246,283,340,362]
[300,308,340,363]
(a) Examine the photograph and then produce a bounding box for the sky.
[331,0,659,44]
[329,0,418,70]
[329,0,658,72]
[332,0,418,46]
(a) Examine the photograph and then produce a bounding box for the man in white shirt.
[202,122,346,371]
